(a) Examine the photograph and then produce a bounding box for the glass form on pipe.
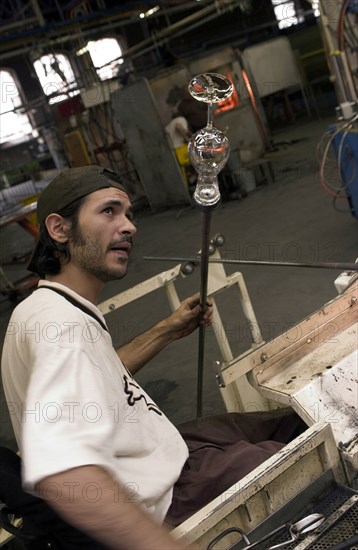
[187,73,233,417]
[188,73,234,207]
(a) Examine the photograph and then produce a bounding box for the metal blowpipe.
[143,256,358,271]
[188,74,233,418]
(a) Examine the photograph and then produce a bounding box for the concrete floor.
[1,115,357,450]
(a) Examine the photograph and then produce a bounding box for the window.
[271,0,304,29]
[271,0,320,29]
[81,37,124,81]
[33,53,78,104]
[312,1,320,17]
[0,70,33,144]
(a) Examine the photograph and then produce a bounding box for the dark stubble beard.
[69,228,128,282]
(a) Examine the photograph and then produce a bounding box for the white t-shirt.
[1,280,189,523]
[165,116,189,148]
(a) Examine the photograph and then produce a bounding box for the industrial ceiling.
[0,1,280,69]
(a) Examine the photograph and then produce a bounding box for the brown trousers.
[165,409,306,526]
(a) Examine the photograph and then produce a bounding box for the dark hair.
[35,196,86,278]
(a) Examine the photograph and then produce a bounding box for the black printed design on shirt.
[123,375,162,416]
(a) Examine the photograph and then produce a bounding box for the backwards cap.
[36,165,128,227]
[28,165,129,274]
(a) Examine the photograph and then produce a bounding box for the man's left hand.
[165,293,213,339]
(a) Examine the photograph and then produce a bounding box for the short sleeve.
[22,335,117,491]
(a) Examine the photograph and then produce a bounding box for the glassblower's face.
[68,187,136,282]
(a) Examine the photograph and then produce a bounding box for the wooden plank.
[98,265,182,314]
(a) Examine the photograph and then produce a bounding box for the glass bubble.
[188,127,230,176]
[188,127,229,207]
[188,73,234,104]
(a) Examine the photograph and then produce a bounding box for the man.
[1,165,211,549]
[2,165,305,549]
[167,86,207,134]
[165,114,191,148]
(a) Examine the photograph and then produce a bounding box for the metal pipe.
[338,50,358,102]
[187,74,233,417]
[114,0,242,63]
[143,256,358,271]
[0,16,38,33]
[0,0,239,53]
[197,210,213,418]
[330,54,351,103]
[30,0,45,27]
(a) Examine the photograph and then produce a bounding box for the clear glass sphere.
[188,127,230,176]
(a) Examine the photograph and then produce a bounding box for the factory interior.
[0,0,358,548]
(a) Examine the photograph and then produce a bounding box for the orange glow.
[213,72,239,114]
[241,69,256,108]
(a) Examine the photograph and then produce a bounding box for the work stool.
[219,168,247,200]
[246,158,275,187]
[220,148,247,200]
